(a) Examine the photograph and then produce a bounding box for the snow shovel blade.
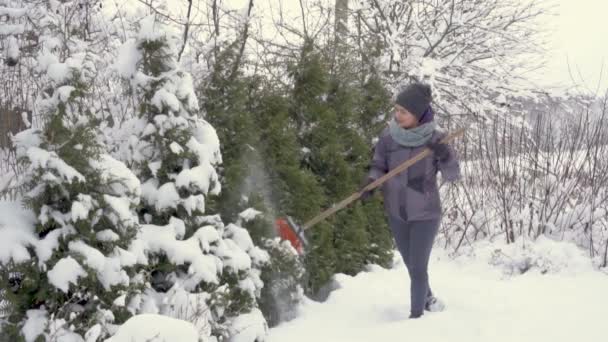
[275,216,308,255]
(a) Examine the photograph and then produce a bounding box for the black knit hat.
[395,82,433,119]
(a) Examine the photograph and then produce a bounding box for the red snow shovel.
[275,127,466,254]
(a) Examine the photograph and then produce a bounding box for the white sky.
[227,0,608,93]
[533,0,608,93]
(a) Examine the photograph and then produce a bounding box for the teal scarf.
[389,119,436,147]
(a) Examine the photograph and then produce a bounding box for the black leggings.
[388,216,440,316]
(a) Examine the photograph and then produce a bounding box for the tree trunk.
[335,0,348,39]
[333,0,348,66]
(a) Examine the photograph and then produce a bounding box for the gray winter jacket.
[368,127,461,221]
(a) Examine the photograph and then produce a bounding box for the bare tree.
[352,0,548,127]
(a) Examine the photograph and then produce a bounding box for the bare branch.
[177,0,194,62]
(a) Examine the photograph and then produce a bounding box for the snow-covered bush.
[486,236,595,276]
[439,102,608,269]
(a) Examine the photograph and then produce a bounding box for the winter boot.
[409,312,423,319]
[425,294,446,312]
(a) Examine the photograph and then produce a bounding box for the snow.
[96,229,120,242]
[36,226,75,265]
[417,57,444,81]
[141,179,160,206]
[224,223,270,269]
[57,85,75,102]
[0,201,37,264]
[46,63,71,84]
[239,208,262,222]
[0,172,15,193]
[0,23,24,35]
[85,324,102,342]
[68,240,130,289]
[155,182,180,211]
[71,194,93,222]
[138,223,221,286]
[169,216,186,238]
[36,50,60,74]
[152,88,181,112]
[91,154,141,198]
[482,235,595,276]
[22,309,48,342]
[169,141,184,154]
[114,39,142,78]
[20,110,31,128]
[116,247,138,267]
[154,287,213,335]
[104,194,137,227]
[6,35,19,61]
[148,161,162,177]
[220,238,253,272]
[225,224,255,252]
[176,165,213,194]
[267,241,608,342]
[12,128,42,151]
[181,194,206,215]
[192,225,222,252]
[113,295,126,307]
[26,147,85,183]
[175,72,199,110]
[154,115,188,136]
[190,121,223,166]
[104,314,199,342]
[137,15,167,42]
[47,318,85,342]
[0,6,28,18]
[47,256,87,293]
[229,309,268,342]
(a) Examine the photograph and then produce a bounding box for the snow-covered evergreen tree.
[0,1,143,340]
[114,15,269,340]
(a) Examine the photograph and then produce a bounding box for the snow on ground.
[105,314,199,342]
[267,240,608,342]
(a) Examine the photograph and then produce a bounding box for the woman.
[361,82,461,319]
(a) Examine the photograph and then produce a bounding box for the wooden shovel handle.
[301,127,466,231]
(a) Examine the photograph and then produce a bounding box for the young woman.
[361,82,461,319]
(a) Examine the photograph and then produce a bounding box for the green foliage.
[284,42,394,294]
[201,45,261,222]
[199,38,395,302]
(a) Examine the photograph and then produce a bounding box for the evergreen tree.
[1,4,142,340]
[115,16,269,340]
[355,75,395,268]
[290,43,357,280]
[200,44,261,222]
[286,41,394,293]
[248,85,330,295]
[203,70,317,325]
